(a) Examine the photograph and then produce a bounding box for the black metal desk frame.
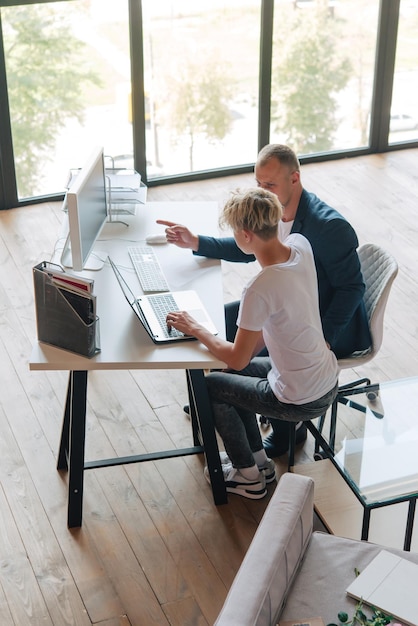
[57,369,227,528]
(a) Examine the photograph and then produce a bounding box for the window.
[142,0,261,178]
[2,0,132,200]
[270,0,379,154]
[389,0,418,143]
[0,1,417,209]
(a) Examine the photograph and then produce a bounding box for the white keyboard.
[128,245,170,293]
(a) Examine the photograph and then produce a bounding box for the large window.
[142,1,260,178]
[389,0,418,143]
[2,0,132,199]
[271,1,380,154]
[0,0,417,209]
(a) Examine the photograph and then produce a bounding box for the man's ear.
[291,170,301,185]
[242,229,252,242]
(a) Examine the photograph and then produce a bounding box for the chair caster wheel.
[313,452,326,461]
[366,390,379,402]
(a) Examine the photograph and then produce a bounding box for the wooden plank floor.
[1,148,418,625]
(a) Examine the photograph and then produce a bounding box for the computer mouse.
[145,233,167,245]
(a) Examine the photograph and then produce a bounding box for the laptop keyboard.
[128,245,170,293]
[147,293,184,338]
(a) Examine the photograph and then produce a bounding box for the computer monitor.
[61,146,108,271]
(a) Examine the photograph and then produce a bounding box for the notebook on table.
[346,549,418,626]
[109,257,217,343]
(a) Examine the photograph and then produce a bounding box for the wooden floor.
[1,148,418,625]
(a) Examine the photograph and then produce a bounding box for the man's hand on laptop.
[156,220,199,251]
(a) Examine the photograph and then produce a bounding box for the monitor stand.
[80,253,106,272]
[60,233,105,272]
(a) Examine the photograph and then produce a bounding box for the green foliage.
[272,6,352,154]
[338,613,349,623]
[167,59,234,170]
[328,599,393,626]
[4,4,102,197]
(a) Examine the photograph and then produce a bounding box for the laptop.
[346,549,418,626]
[109,257,218,343]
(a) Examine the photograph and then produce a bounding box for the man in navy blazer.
[158,144,371,456]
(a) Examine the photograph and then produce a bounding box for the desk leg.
[404,498,416,551]
[57,370,88,528]
[57,372,72,471]
[187,374,201,447]
[186,369,227,505]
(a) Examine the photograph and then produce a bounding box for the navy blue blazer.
[195,189,371,358]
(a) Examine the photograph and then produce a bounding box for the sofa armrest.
[215,473,314,626]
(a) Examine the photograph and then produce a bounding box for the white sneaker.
[220,451,276,484]
[204,463,267,500]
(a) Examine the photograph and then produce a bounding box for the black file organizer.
[33,262,100,358]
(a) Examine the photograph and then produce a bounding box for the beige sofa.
[215,472,418,626]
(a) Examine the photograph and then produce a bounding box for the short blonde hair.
[219,188,283,241]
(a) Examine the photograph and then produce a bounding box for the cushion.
[280,532,418,625]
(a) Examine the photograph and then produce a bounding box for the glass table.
[307,377,418,550]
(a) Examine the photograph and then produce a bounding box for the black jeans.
[206,357,338,469]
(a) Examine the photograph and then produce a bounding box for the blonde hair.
[219,188,283,241]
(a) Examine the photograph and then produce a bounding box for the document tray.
[33,262,100,358]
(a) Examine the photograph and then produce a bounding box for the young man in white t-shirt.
[166,188,339,499]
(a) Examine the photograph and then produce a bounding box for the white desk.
[30,202,228,527]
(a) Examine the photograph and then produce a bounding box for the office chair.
[288,243,399,468]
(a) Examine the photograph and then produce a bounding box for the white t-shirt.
[237,233,338,405]
[278,219,293,241]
